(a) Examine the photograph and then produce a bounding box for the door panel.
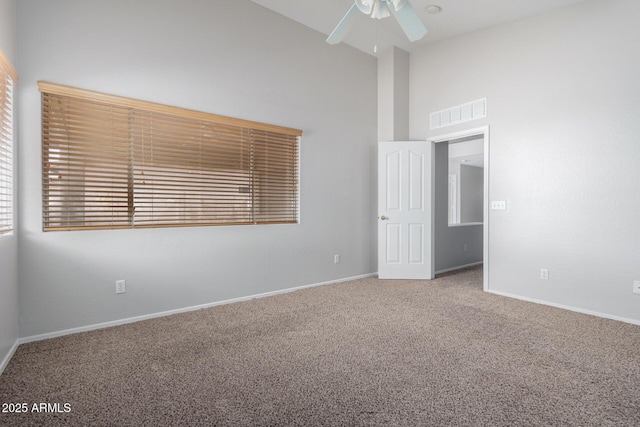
[409,223,424,264]
[378,141,433,280]
[386,223,401,264]
[386,151,401,210]
[409,151,424,211]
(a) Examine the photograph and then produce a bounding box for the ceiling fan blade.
[390,0,408,12]
[326,4,359,45]
[389,1,427,42]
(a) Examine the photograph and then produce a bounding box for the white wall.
[411,0,640,322]
[17,0,378,337]
[0,0,19,370]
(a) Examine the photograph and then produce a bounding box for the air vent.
[430,98,487,130]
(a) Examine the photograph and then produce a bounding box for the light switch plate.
[491,201,506,210]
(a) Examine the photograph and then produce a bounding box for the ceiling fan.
[326,0,428,46]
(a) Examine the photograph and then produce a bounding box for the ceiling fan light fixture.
[371,0,391,19]
[355,0,373,15]
[327,0,428,45]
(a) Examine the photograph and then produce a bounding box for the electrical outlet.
[540,269,549,280]
[334,254,340,264]
[633,281,640,295]
[115,280,126,294]
[463,244,468,252]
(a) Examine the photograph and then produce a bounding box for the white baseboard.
[435,261,483,275]
[19,273,377,345]
[487,289,640,326]
[0,339,20,377]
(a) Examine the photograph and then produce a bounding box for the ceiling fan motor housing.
[356,0,408,19]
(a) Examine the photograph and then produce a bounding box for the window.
[0,50,18,235]
[40,82,301,231]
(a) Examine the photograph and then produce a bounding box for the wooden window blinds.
[0,51,18,235]
[40,82,302,231]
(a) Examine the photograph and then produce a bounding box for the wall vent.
[430,98,487,130]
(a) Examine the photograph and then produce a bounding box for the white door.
[378,141,433,280]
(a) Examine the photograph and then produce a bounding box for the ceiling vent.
[430,98,487,130]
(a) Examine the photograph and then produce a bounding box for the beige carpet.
[1,266,639,426]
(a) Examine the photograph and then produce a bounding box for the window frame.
[40,81,302,231]
[0,50,18,236]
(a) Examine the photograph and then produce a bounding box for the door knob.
[379,215,389,220]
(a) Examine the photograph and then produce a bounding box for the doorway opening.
[428,126,489,291]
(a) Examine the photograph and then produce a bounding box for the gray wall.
[434,143,483,272]
[0,0,18,369]
[411,0,640,322]
[377,47,409,141]
[17,0,378,337]
[460,165,483,223]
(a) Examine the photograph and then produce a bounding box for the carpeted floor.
[1,266,639,426]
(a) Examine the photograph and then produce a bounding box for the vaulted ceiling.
[250,0,589,55]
